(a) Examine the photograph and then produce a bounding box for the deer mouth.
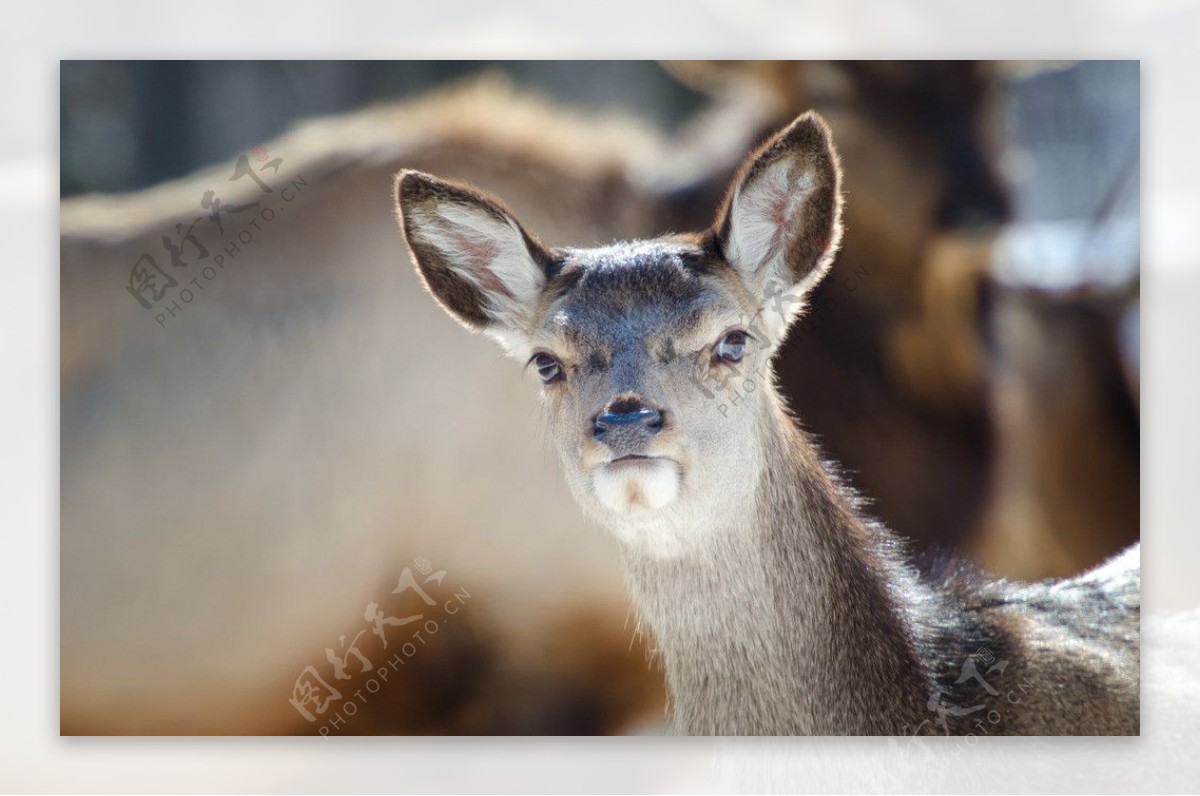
[607,453,658,465]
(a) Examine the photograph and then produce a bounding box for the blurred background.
[59,60,1139,736]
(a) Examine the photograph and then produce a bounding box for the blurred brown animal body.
[974,285,1140,579]
[61,77,671,734]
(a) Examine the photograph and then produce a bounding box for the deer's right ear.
[395,170,553,351]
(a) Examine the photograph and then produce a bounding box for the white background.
[2,0,1198,792]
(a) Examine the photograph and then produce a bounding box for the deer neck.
[620,398,932,735]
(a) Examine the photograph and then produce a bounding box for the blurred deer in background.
[973,283,1140,579]
[396,111,1140,735]
[61,78,672,734]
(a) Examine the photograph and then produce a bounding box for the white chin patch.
[592,459,680,514]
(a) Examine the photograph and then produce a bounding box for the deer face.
[396,112,843,556]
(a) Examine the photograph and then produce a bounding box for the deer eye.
[531,352,564,384]
[715,330,748,363]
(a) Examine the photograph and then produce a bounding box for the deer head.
[396,112,843,558]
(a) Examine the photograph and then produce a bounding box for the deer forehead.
[535,239,747,358]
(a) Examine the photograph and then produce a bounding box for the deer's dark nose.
[593,396,664,440]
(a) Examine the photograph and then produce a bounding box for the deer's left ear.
[712,111,843,341]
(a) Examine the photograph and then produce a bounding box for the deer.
[395,110,1140,735]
